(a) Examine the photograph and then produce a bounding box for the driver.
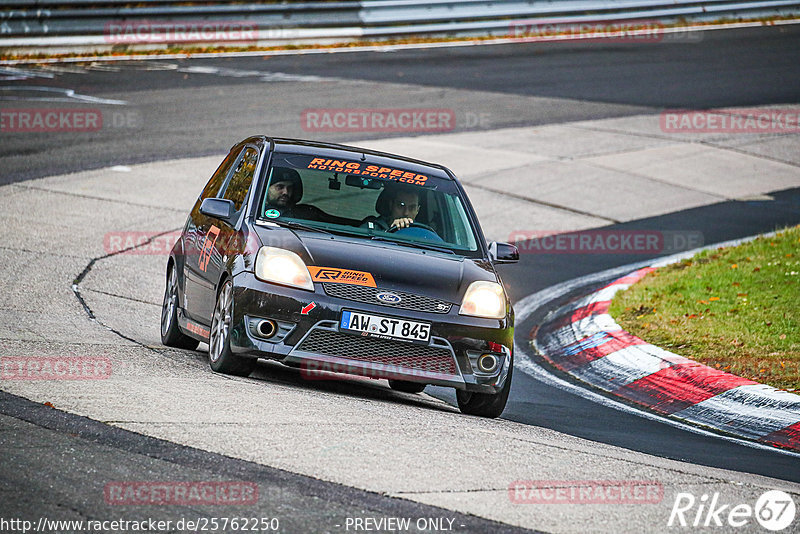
[362,185,420,231]
[265,167,303,211]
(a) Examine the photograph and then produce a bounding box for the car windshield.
[257,152,481,256]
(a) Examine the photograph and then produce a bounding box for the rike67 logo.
[668,490,796,531]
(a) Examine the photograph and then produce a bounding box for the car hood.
[253,225,497,302]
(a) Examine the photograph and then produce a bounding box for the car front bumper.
[228,272,514,393]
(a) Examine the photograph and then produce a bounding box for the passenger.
[265,167,303,212]
[264,167,346,224]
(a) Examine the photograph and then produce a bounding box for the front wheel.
[209,280,256,377]
[456,361,513,418]
[161,265,199,350]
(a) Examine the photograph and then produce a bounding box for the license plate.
[339,310,431,343]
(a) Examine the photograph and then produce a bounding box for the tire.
[209,280,256,377]
[456,360,513,418]
[388,380,426,394]
[161,265,200,350]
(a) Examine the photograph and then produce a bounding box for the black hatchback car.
[161,136,519,417]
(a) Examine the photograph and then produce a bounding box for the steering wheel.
[388,222,437,233]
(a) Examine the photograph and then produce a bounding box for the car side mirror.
[488,241,519,263]
[199,198,235,221]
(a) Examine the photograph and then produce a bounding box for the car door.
[182,146,242,324]
[191,145,261,323]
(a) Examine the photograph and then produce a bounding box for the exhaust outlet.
[256,319,277,339]
[477,353,499,374]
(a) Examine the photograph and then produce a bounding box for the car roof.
[245,136,456,182]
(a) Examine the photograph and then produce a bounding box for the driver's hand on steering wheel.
[391,217,414,229]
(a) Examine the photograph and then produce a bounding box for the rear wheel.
[456,361,513,418]
[388,380,426,394]
[209,280,256,377]
[161,265,199,350]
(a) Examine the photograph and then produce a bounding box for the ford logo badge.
[376,291,402,304]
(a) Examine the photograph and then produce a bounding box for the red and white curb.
[533,266,800,452]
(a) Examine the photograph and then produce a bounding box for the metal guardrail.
[1,0,799,48]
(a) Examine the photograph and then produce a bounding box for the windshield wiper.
[271,220,334,235]
[370,236,455,255]
[260,219,373,239]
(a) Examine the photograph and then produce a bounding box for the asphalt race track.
[1,24,800,533]
[2,25,800,184]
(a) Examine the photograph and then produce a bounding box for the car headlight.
[459,281,506,319]
[254,247,314,291]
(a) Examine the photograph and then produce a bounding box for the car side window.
[221,147,258,212]
[200,148,240,201]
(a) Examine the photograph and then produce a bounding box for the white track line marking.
[0,86,127,105]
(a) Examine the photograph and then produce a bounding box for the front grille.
[322,283,452,314]
[295,328,458,375]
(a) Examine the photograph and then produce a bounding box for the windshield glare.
[258,153,480,256]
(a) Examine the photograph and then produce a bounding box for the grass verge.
[609,226,800,391]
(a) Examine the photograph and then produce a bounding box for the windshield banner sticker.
[306,158,428,186]
[308,266,377,287]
